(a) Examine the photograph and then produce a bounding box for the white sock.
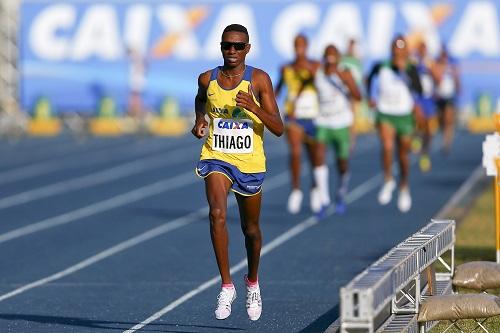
[313,165,330,205]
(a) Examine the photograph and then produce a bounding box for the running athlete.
[366,35,422,213]
[413,41,437,172]
[340,39,364,149]
[191,24,284,321]
[274,34,322,214]
[433,46,460,154]
[313,45,361,215]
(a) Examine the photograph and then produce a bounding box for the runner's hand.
[236,85,259,114]
[191,118,208,139]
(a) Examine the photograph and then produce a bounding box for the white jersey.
[436,66,456,99]
[314,68,353,129]
[377,66,415,116]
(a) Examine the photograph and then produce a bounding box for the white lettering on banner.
[401,2,441,56]
[272,3,320,59]
[313,3,363,56]
[204,4,259,60]
[212,118,253,154]
[368,2,396,58]
[156,5,200,60]
[30,4,75,61]
[27,1,500,62]
[124,5,152,54]
[450,1,500,57]
[71,5,122,60]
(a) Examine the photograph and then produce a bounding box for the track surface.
[0,130,483,332]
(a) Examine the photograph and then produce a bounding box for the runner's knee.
[209,207,226,227]
[242,223,261,239]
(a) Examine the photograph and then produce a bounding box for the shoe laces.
[246,287,261,308]
[217,289,234,309]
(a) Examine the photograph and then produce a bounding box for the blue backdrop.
[20,0,500,115]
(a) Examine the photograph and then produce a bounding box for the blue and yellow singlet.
[282,66,318,118]
[199,66,266,173]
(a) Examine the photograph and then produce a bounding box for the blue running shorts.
[195,159,265,196]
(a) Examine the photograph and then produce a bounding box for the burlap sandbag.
[417,294,500,322]
[453,261,500,290]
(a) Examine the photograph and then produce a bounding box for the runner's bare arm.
[235,69,284,137]
[340,69,362,101]
[452,63,461,95]
[274,66,285,98]
[191,71,211,139]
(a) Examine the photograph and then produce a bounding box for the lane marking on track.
[122,170,384,333]
[435,164,485,219]
[123,141,448,332]
[0,136,193,186]
[0,146,197,209]
[0,171,291,303]
[0,142,289,244]
[0,138,377,305]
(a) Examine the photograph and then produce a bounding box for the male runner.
[433,46,460,154]
[366,35,422,213]
[413,41,437,172]
[192,24,283,321]
[313,45,361,215]
[274,34,322,214]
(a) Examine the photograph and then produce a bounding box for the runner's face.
[324,46,339,65]
[417,43,427,58]
[392,38,408,66]
[221,31,249,67]
[294,36,307,58]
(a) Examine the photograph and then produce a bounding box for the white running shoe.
[378,179,396,205]
[398,188,412,213]
[214,286,236,320]
[310,187,322,213]
[245,278,262,321]
[287,189,303,214]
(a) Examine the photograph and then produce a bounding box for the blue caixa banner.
[20,0,500,115]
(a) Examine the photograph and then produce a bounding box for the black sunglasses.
[220,41,247,51]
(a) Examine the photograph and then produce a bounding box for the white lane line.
[0,142,289,244]
[0,171,290,303]
[123,170,384,333]
[0,171,194,245]
[435,164,485,219]
[0,136,192,186]
[0,146,195,209]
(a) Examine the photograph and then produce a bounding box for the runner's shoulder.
[250,67,273,86]
[198,69,213,88]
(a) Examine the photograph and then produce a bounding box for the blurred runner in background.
[275,34,322,214]
[313,44,361,216]
[340,38,364,150]
[433,46,461,155]
[412,40,437,172]
[366,35,422,213]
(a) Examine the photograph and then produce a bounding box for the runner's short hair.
[222,24,249,42]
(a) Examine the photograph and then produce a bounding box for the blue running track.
[0,130,484,332]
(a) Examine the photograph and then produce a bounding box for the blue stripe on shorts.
[284,116,316,138]
[418,97,436,118]
[195,159,265,196]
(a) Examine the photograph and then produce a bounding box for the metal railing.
[340,220,455,333]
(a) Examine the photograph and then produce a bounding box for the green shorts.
[316,126,350,160]
[376,112,415,136]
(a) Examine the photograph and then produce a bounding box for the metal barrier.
[339,220,455,333]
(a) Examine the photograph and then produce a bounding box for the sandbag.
[417,294,500,322]
[453,261,500,290]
